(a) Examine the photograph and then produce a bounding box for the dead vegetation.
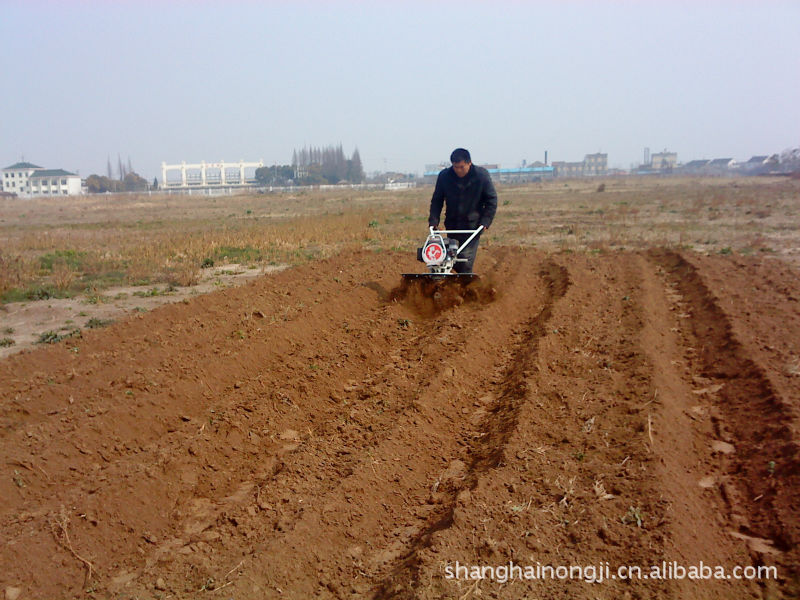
[1,178,798,305]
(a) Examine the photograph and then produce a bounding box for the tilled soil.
[1,247,798,599]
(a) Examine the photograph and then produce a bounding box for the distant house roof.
[3,162,43,170]
[684,160,710,168]
[708,158,733,167]
[746,155,768,164]
[29,169,77,178]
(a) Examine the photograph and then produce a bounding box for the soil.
[0,264,285,360]
[1,247,798,599]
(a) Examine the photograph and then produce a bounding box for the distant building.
[424,163,447,175]
[583,153,608,176]
[707,158,734,168]
[2,161,43,196]
[651,151,677,171]
[740,156,766,171]
[679,157,744,176]
[706,158,735,174]
[682,159,710,172]
[28,169,82,196]
[2,161,82,197]
[486,166,554,182]
[738,155,780,175]
[161,160,263,189]
[422,162,554,183]
[551,161,584,178]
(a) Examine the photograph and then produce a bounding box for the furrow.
[372,260,570,599]
[652,249,800,594]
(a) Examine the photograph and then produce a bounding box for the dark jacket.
[428,164,498,229]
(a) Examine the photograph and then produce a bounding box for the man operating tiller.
[428,148,498,274]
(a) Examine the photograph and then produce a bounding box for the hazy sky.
[2,0,798,179]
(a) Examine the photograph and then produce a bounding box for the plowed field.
[2,244,799,599]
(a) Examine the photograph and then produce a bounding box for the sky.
[1,0,799,179]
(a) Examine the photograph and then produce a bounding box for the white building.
[28,169,82,196]
[161,160,263,188]
[2,161,43,196]
[2,162,82,197]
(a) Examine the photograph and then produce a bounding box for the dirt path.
[1,247,797,599]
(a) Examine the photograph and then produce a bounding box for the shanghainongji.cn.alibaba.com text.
[444,561,778,585]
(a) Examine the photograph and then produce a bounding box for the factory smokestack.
[544,150,548,166]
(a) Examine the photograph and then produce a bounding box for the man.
[429,148,498,273]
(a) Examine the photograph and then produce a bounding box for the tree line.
[85,154,149,193]
[255,145,364,186]
[86,145,367,192]
[85,172,149,193]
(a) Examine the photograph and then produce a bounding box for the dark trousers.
[449,232,481,274]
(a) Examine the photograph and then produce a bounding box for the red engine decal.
[424,243,445,262]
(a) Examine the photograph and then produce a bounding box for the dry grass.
[0,190,426,300]
[1,177,799,302]
[51,261,76,292]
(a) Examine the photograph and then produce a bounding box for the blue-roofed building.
[423,163,554,183]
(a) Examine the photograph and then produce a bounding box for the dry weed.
[51,262,76,291]
[1,178,798,300]
[0,252,25,295]
[165,262,201,287]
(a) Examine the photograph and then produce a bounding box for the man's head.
[450,148,472,178]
